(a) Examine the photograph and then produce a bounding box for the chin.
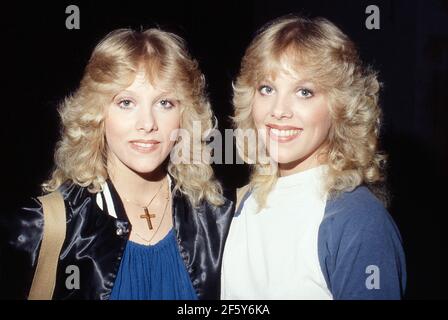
[273,149,314,168]
[274,156,300,166]
[128,162,161,175]
[266,148,299,164]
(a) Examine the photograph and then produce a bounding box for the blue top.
[109,228,198,300]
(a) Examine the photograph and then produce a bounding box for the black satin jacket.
[0,178,234,300]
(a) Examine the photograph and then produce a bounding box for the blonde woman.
[1,29,233,300]
[221,15,406,299]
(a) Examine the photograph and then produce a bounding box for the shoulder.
[318,186,406,299]
[236,184,251,202]
[202,193,235,223]
[2,182,92,240]
[235,184,251,216]
[318,186,405,271]
[172,187,235,223]
[323,185,395,233]
[326,186,385,215]
[1,197,45,247]
[319,185,404,255]
[0,182,83,299]
[58,180,92,207]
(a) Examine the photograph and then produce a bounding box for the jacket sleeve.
[0,198,44,299]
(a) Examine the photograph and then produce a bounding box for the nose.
[135,105,157,133]
[270,95,293,120]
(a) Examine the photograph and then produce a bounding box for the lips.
[129,139,160,153]
[266,124,303,142]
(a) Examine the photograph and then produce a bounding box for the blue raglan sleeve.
[318,187,406,300]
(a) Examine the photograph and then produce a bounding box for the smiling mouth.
[266,125,303,142]
[129,140,160,153]
[132,142,157,148]
[269,128,302,137]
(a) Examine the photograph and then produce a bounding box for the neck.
[278,145,328,177]
[107,159,167,205]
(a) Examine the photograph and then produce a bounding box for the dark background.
[1,0,447,299]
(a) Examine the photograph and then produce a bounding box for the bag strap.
[28,191,66,300]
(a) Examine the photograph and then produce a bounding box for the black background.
[1,0,447,299]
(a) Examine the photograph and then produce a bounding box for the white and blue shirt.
[221,165,406,299]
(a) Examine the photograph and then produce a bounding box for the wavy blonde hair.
[43,28,224,207]
[233,15,387,210]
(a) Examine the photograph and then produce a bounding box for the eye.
[258,85,274,96]
[117,99,135,109]
[158,99,175,109]
[297,88,314,98]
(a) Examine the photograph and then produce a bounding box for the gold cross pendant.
[140,207,156,230]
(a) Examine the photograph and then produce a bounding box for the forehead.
[261,60,313,85]
[260,47,301,75]
[122,69,171,93]
[259,50,331,91]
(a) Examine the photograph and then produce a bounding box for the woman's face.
[105,70,181,176]
[252,68,332,176]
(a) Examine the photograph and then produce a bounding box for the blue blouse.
[109,228,198,300]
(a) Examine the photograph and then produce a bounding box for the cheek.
[302,103,331,135]
[251,101,269,129]
[105,112,127,143]
[104,114,119,144]
[159,111,181,143]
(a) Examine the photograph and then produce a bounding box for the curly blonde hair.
[233,15,387,210]
[43,28,224,207]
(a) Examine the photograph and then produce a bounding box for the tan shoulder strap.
[236,184,251,213]
[28,191,66,300]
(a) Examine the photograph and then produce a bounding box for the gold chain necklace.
[122,177,166,231]
[132,183,171,244]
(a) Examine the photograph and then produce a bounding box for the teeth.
[133,142,154,148]
[270,128,301,137]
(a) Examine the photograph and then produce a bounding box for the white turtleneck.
[221,165,333,299]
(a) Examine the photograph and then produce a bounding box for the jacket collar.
[100,174,177,223]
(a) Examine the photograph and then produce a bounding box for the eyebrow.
[293,80,315,88]
[114,89,138,98]
[114,89,178,100]
[259,78,316,88]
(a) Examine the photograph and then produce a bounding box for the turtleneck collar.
[275,164,328,190]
